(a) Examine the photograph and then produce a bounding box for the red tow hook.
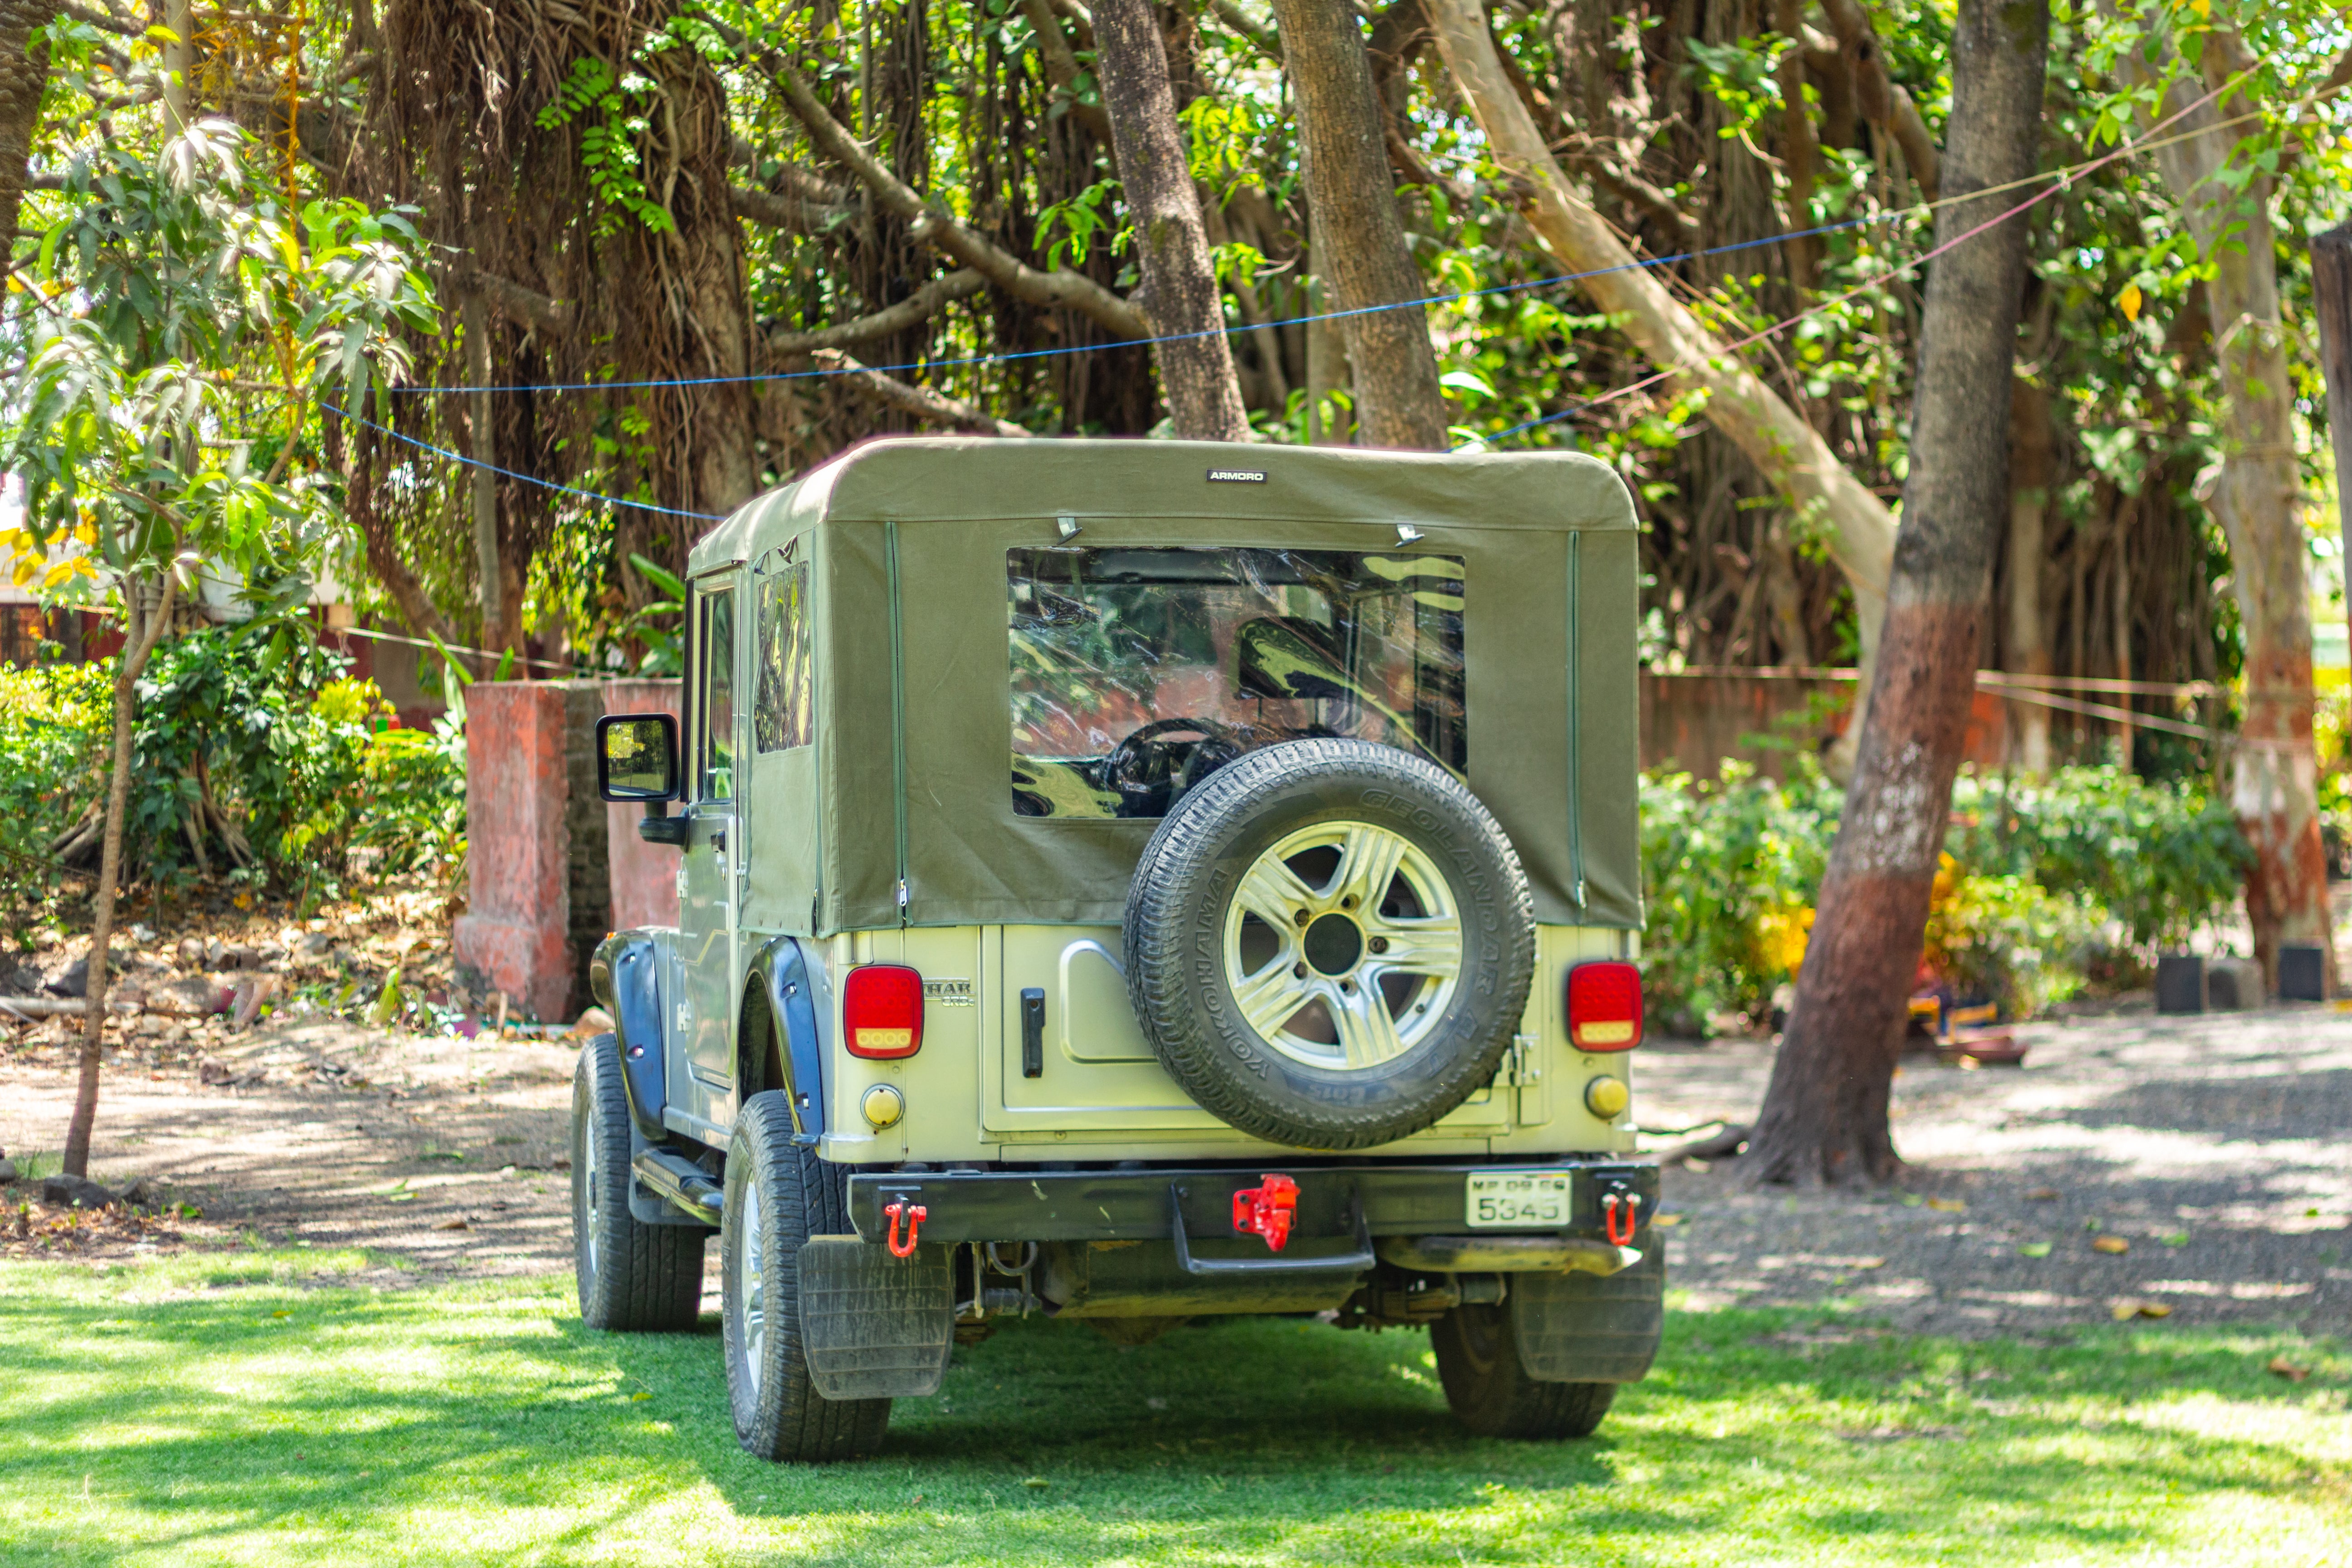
[885,1199,928,1257]
[1232,1174,1300,1251]
[1602,1191,1642,1247]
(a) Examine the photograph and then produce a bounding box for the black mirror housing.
[597,713,681,802]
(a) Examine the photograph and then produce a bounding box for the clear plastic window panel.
[1008,547,1465,819]
[755,562,813,753]
[698,587,737,801]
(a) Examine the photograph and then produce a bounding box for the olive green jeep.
[575,437,1660,1462]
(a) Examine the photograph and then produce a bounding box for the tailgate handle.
[1019,988,1045,1078]
[1169,1184,1375,1276]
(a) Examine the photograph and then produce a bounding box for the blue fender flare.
[590,931,667,1142]
[744,935,828,1145]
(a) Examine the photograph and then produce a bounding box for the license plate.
[1465,1169,1573,1230]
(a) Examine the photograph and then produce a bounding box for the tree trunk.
[1268,0,1449,450]
[1744,0,2047,1187]
[2007,379,2054,772]
[62,569,179,1179]
[0,0,53,250]
[1428,0,1895,652]
[1092,0,1250,442]
[2132,33,2333,992]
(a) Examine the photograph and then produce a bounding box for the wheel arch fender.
[740,935,829,1143]
[591,931,667,1141]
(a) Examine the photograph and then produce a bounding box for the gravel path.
[1639,1001,2352,1336]
[6,999,2347,1340]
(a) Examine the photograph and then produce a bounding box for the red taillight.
[1567,960,1643,1051]
[843,965,924,1058]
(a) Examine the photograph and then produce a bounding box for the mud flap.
[1510,1241,1665,1383]
[796,1237,954,1400]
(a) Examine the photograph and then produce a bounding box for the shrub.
[1946,766,2246,951]
[38,623,466,903]
[1921,856,2104,1017]
[1639,761,2249,1033]
[1638,759,1840,1034]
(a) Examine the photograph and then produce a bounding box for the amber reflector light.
[843,965,924,1058]
[1566,960,1643,1051]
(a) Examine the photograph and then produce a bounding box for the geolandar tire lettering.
[1123,738,1536,1150]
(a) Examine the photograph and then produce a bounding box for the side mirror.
[596,713,679,802]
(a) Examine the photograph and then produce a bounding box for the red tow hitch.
[1602,1190,1642,1246]
[1231,1174,1300,1251]
[884,1199,928,1257]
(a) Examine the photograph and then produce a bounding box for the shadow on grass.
[0,1265,2341,1567]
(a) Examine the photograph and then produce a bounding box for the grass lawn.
[1,1250,2345,1567]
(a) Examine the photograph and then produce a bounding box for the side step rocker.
[634,1148,725,1219]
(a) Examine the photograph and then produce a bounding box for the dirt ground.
[0,1019,581,1285]
[3,996,2347,1339]
[1638,1000,2352,1335]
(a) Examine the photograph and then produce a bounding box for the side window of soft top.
[755,559,813,753]
[697,584,738,801]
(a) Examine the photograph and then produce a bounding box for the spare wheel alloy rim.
[1221,820,1464,1072]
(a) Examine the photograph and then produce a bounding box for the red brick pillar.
[453,682,608,1023]
[603,678,684,931]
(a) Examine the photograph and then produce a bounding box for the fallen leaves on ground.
[2019,1242,2052,1258]
[2268,1355,2313,1383]
[2109,1300,2171,1320]
[2026,1187,2060,1200]
[2093,1235,2130,1254]
[1927,1197,1966,1213]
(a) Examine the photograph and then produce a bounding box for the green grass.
[1,1251,2346,1566]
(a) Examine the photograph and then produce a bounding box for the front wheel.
[721,1092,892,1462]
[572,1034,704,1332]
[1431,1301,1616,1440]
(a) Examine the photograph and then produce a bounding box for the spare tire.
[1123,739,1535,1150]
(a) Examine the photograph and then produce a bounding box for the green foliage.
[1948,767,2249,951]
[0,664,108,914]
[1922,862,2105,1018]
[1638,760,1841,1033]
[94,624,463,898]
[1641,764,2249,1031]
[535,59,676,236]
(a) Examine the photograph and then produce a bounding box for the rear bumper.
[844,1158,1660,1253]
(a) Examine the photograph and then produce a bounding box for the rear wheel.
[721,1092,892,1462]
[572,1033,704,1332]
[1431,1300,1616,1440]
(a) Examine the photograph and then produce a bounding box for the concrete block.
[2277,943,2328,1002]
[453,681,608,1024]
[2154,953,2204,1014]
[2205,956,2263,1011]
[603,678,684,932]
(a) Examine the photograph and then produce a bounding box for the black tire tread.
[573,1035,704,1333]
[1431,1303,1617,1440]
[1125,738,1535,1150]
[724,1093,892,1462]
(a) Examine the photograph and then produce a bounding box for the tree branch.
[56,0,142,37]
[1019,0,1116,145]
[1208,0,1280,61]
[812,350,1033,438]
[767,49,1150,339]
[450,267,572,335]
[1819,0,1939,201]
[730,181,854,235]
[765,270,987,353]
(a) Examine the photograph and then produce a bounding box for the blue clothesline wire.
[324,402,731,520]
[327,179,2047,515]
[397,206,1929,397]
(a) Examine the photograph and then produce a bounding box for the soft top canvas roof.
[696,437,1643,935]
